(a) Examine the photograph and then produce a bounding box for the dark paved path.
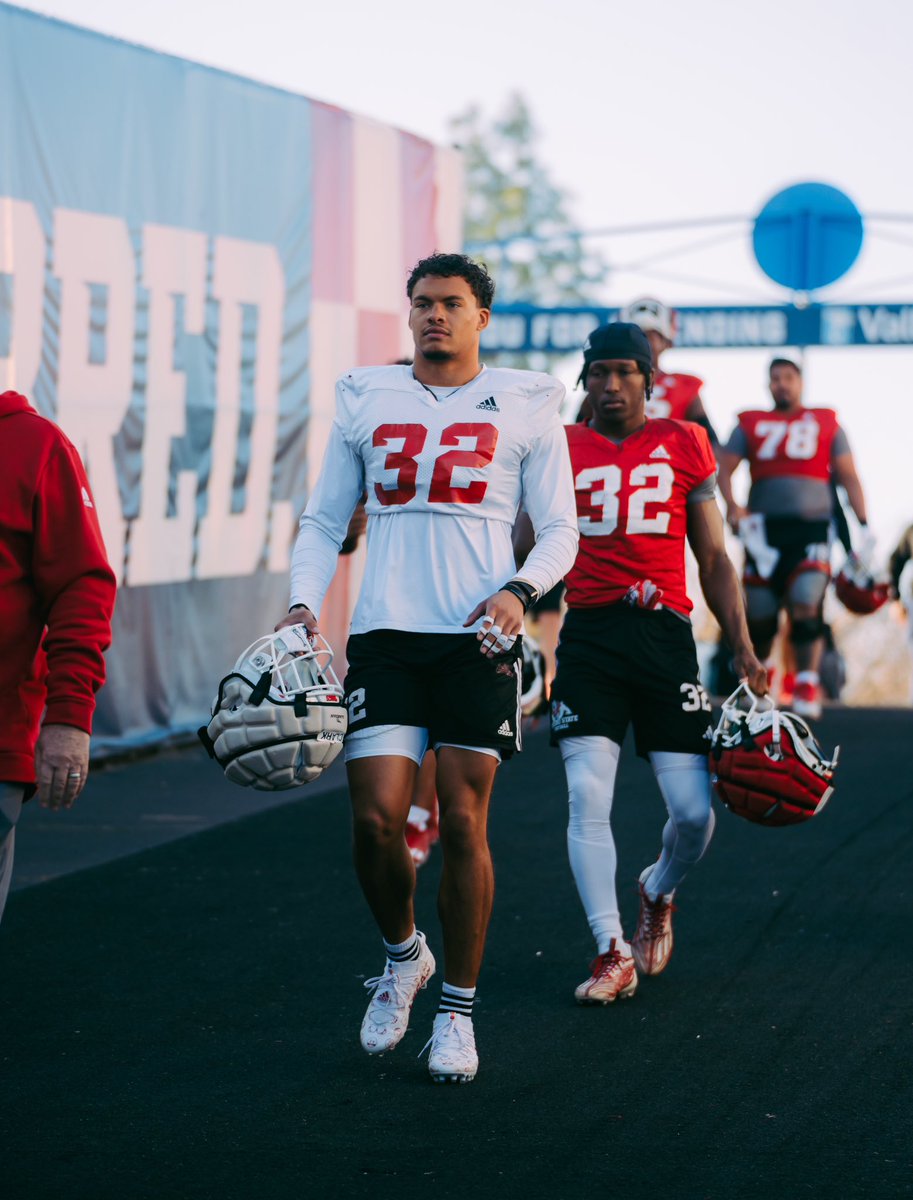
[2,709,911,1199]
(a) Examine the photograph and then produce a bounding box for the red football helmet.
[710,684,839,827]
[834,552,892,615]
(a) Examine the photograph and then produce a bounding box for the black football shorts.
[344,630,523,758]
[549,604,713,758]
[743,516,831,597]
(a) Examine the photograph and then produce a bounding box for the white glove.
[738,513,780,581]
[856,527,877,574]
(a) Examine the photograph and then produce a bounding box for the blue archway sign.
[753,182,864,291]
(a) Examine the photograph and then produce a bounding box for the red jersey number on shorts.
[373,422,499,507]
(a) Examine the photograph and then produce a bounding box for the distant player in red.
[621,298,718,443]
[717,357,871,718]
[550,322,765,1005]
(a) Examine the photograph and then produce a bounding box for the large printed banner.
[0,5,462,751]
[484,303,913,353]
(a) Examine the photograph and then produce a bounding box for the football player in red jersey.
[550,322,765,1005]
[276,253,578,1082]
[621,298,718,443]
[717,357,871,719]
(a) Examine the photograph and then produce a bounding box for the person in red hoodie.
[0,391,116,925]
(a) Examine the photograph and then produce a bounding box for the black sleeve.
[889,526,913,592]
[830,481,853,554]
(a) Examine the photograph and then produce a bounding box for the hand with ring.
[35,724,91,810]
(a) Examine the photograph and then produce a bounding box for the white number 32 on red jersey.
[575,463,674,537]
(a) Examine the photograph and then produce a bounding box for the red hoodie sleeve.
[30,438,117,731]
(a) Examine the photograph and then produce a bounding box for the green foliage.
[449,93,608,309]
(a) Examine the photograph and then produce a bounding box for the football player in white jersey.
[277,253,578,1083]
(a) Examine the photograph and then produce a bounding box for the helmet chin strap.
[249,670,273,707]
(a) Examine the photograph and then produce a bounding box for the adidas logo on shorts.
[476,396,500,412]
[649,444,671,459]
[498,720,512,736]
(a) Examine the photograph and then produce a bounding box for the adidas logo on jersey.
[498,720,512,736]
[476,396,500,412]
[649,444,671,459]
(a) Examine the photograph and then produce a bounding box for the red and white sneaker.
[779,671,796,707]
[792,679,822,719]
[359,932,435,1054]
[574,939,638,1004]
[405,803,439,868]
[631,868,676,976]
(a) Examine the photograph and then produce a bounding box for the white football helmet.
[621,297,676,343]
[199,625,348,791]
[520,635,546,717]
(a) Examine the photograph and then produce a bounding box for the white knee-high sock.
[560,736,627,954]
[645,752,716,898]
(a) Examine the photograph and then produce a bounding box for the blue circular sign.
[752,182,864,291]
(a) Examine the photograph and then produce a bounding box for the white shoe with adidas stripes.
[359,931,435,1054]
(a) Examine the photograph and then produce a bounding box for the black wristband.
[500,579,540,613]
[288,603,310,614]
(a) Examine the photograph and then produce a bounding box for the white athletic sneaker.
[359,932,435,1055]
[421,1011,478,1084]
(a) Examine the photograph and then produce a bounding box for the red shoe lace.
[589,948,626,979]
[640,889,675,939]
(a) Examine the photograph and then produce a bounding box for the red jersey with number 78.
[564,418,717,615]
[737,407,838,483]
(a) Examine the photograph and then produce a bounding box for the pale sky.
[12,0,913,553]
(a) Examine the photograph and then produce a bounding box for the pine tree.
[449,94,607,309]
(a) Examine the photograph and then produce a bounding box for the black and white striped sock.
[438,981,475,1017]
[384,929,420,963]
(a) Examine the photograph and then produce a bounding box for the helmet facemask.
[710,683,839,827]
[199,626,348,791]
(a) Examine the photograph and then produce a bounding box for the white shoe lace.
[419,1014,476,1064]
[363,950,428,1008]
[362,964,410,1013]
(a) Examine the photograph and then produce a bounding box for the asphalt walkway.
[2,710,911,1199]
